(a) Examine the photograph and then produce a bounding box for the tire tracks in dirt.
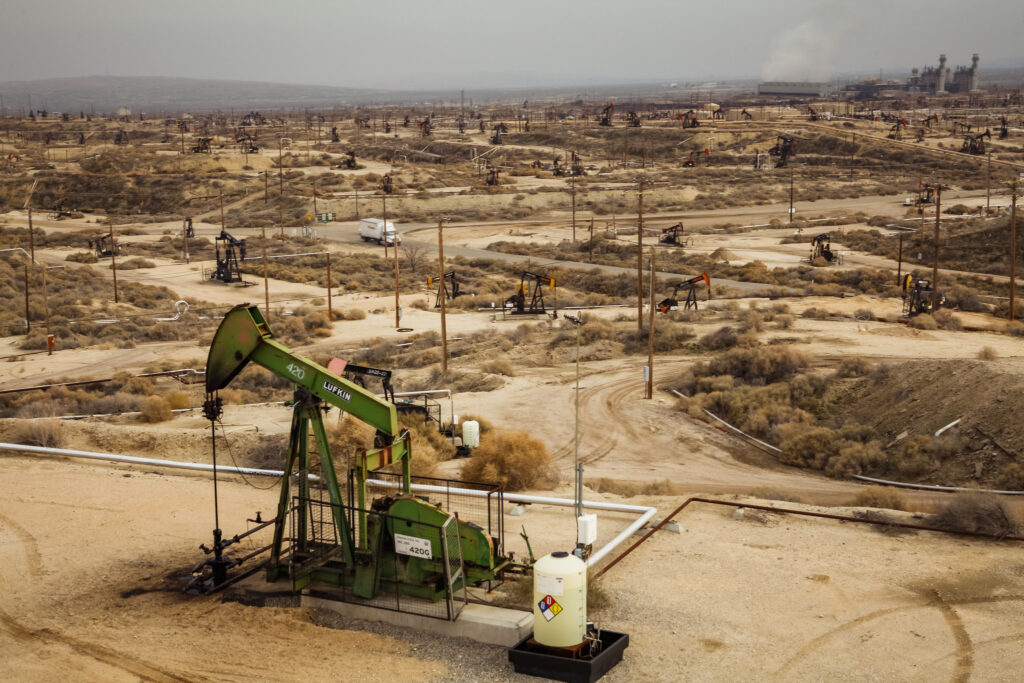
[0,514,193,681]
[930,589,974,683]
[0,512,43,579]
[0,606,194,682]
[775,594,1024,680]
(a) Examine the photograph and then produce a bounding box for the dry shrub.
[931,492,1020,538]
[112,373,155,395]
[115,257,156,270]
[399,412,456,469]
[342,308,367,321]
[778,424,885,477]
[853,308,876,321]
[588,478,677,497]
[140,396,172,423]
[3,419,66,448]
[700,346,808,385]
[166,390,190,410]
[800,307,832,320]
[835,356,872,378]
[325,415,376,469]
[852,485,906,511]
[774,314,794,329]
[411,299,428,310]
[737,309,764,333]
[977,346,997,361]
[932,309,963,331]
[891,434,958,478]
[1006,321,1024,337]
[65,251,98,263]
[460,429,552,490]
[301,310,332,333]
[481,359,516,376]
[908,314,937,330]
[699,325,738,350]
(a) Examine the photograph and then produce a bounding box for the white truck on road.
[359,218,400,246]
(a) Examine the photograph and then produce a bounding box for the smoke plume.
[761,2,863,82]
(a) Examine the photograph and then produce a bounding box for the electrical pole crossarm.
[205,304,403,444]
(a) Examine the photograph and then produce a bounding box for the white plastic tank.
[462,420,480,449]
[533,551,587,647]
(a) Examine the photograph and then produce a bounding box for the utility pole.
[27,206,35,262]
[23,264,30,332]
[326,252,333,320]
[110,220,119,303]
[312,180,318,220]
[636,176,645,331]
[438,219,448,372]
[261,224,270,318]
[1010,181,1018,322]
[789,168,795,223]
[41,259,51,354]
[264,171,268,204]
[219,191,226,232]
[588,217,594,263]
[570,172,576,242]
[278,138,284,197]
[183,217,190,263]
[930,184,944,310]
[646,249,656,400]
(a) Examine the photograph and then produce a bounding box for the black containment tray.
[508,631,629,683]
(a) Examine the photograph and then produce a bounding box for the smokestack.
[937,54,948,93]
[970,53,979,91]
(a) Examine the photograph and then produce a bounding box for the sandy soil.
[3,137,1023,679]
[2,452,1022,682]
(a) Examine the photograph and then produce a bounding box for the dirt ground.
[3,114,1024,680]
[2,454,1022,682]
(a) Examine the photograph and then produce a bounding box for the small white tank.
[462,420,480,448]
[533,551,587,648]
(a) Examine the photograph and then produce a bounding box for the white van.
[359,218,400,246]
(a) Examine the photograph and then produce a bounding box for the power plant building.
[908,54,979,94]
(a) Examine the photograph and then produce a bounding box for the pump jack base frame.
[508,630,629,683]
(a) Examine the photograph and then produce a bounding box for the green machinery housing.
[205,304,506,601]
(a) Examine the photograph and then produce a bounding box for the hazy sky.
[2,0,1021,89]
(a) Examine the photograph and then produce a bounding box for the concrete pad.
[302,594,533,646]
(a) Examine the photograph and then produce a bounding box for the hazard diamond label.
[538,595,563,621]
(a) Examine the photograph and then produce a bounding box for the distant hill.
[0,76,391,115]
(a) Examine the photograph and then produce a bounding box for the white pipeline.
[0,443,658,567]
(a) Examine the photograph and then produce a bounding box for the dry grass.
[2,419,66,448]
[977,346,998,361]
[931,492,1020,538]
[851,485,906,511]
[587,478,679,497]
[460,429,553,490]
[139,396,173,423]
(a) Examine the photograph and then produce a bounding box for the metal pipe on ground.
[0,443,657,568]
